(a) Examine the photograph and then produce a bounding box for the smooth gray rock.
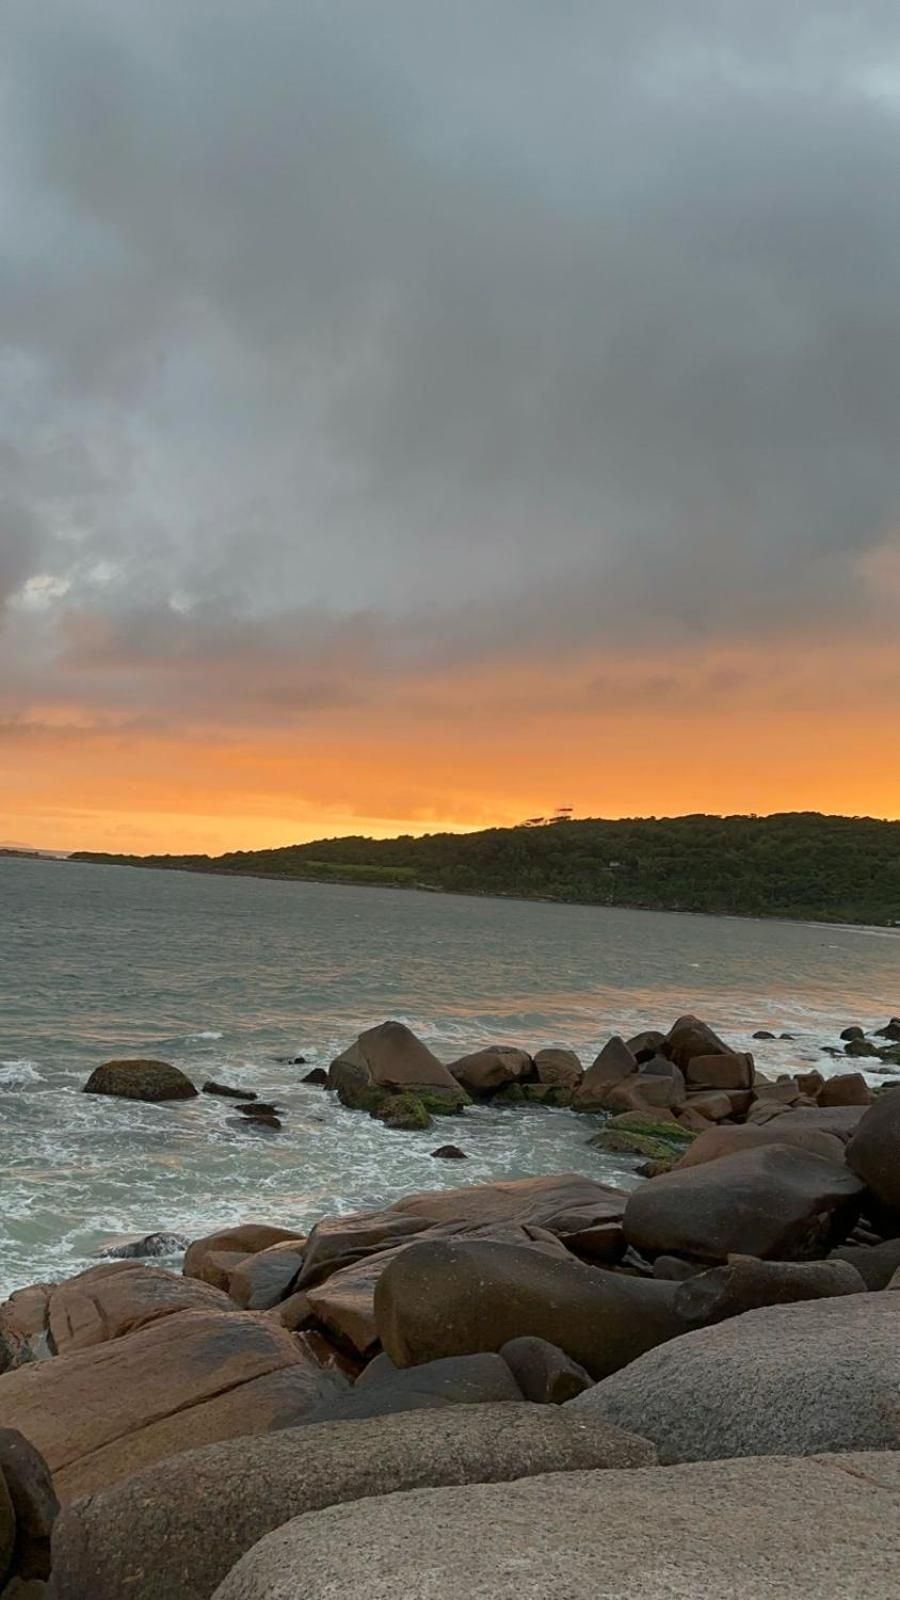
[499,1336,592,1403]
[0,1429,59,1580]
[570,1291,900,1460]
[210,1453,900,1600]
[303,1353,523,1421]
[830,1237,900,1289]
[48,1404,654,1600]
[847,1088,900,1212]
[673,1254,866,1325]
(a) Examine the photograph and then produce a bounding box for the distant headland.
[69,812,900,927]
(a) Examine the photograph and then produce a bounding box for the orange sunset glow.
[3,4,900,855]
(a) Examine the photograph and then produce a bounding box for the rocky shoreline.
[1,1010,899,1597]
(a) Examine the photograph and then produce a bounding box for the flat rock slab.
[571,1291,900,1461]
[48,1404,654,1600]
[211,1452,900,1600]
[0,1309,342,1501]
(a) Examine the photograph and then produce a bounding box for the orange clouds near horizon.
[5,634,899,855]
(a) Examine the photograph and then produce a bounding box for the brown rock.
[818,1073,873,1108]
[0,1287,53,1372]
[183,1224,304,1285]
[684,1091,734,1122]
[375,1239,686,1379]
[0,1429,58,1580]
[269,1292,313,1331]
[846,1088,900,1213]
[533,1048,582,1089]
[746,1100,790,1124]
[624,1146,865,1262]
[46,1263,233,1355]
[663,1015,732,1071]
[573,1037,638,1110]
[189,1250,250,1294]
[602,1068,685,1115]
[328,1021,467,1106]
[829,1237,900,1289]
[227,1243,307,1311]
[298,1174,629,1292]
[674,1254,866,1325]
[0,1309,345,1501]
[674,1122,846,1170]
[500,1336,593,1403]
[82,1059,197,1102]
[796,1070,826,1098]
[448,1047,532,1095]
[625,1030,667,1062]
[685,1052,754,1091]
[0,1471,14,1590]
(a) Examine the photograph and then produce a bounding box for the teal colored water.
[1,856,897,1296]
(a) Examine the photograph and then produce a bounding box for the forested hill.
[70,813,900,925]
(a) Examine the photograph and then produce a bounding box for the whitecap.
[186,1031,224,1041]
[0,1059,43,1085]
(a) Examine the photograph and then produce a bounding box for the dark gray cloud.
[2,0,900,729]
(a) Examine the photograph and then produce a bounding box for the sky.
[2,1,900,854]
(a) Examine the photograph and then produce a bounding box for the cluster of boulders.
[79,1014,900,1150]
[0,1013,890,1594]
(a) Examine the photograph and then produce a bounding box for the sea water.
[1,856,897,1296]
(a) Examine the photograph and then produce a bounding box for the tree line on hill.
[70,812,900,925]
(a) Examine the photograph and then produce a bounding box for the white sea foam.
[0,1059,43,1085]
[186,1030,224,1041]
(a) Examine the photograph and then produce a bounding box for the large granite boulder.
[374,1239,686,1379]
[533,1048,582,1088]
[0,1308,345,1501]
[328,1021,467,1108]
[846,1087,900,1213]
[45,1263,234,1355]
[448,1047,532,1095]
[304,1225,569,1355]
[572,1037,637,1110]
[48,1404,656,1600]
[818,1072,873,1107]
[623,1145,864,1261]
[775,1106,867,1141]
[571,1291,900,1460]
[662,1014,732,1070]
[82,1059,197,1102]
[673,1121,846,1170]
[684,1052,754,1090]
[209,1452,900,1600]
[184,1224,304,1287]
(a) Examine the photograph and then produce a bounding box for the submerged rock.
[204,1082,256,1100]
[83,1059,198,1102]
[431,1145,467,1159]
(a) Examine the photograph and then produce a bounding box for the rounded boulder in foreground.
[846,1087,900,1214]
[83,1059,198,1101]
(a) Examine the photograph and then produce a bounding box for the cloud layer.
[2,2,900,845]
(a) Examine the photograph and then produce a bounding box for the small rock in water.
[238,1102,279,1116]
[779,1033,795,1041]
[752,1031,776,1040]
[302,1068,329,1087]
[97,1231,190,1259]
[203,1081,256,1100]
[431,1145,467,1160]
[292,1055,308,1065]
[228,1112,282,1132]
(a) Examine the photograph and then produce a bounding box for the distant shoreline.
[54,849,900,933]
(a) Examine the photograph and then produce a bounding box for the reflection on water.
[0,857,897,1295]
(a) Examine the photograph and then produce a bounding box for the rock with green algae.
[83,1059,198,1102]
[588,1113,697,1166]
[373,1094,433,1131]
[497,1084,574,1108]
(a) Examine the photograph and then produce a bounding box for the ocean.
[1,855,897,1297]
